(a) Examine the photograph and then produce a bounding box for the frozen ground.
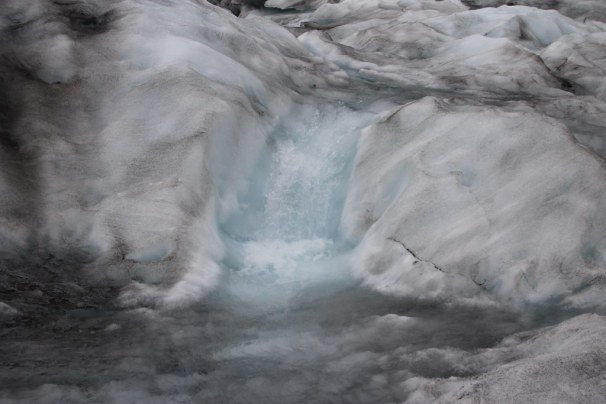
[1,0,606,403]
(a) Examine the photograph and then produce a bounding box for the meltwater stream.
[141,102,527,403]
[0,102,528,404]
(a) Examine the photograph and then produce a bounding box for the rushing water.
[219,102,372,309]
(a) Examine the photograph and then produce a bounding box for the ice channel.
[0,98,576,404]
[148,101,528,403]
[217,102,373,310]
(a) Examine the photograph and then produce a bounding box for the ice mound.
[343,97,606,310]
[462,0,606,23]
[266,0,606,157]
[423,6,598,47]
[404,313,606,403]
[542,32,606,101]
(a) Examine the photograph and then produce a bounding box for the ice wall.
[343,97,606,310]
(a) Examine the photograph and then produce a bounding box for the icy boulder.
[342,97,606,310]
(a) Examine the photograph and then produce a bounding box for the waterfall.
[217,102,375,311]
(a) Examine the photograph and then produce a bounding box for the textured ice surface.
[404,314,606,403]
[462,0,606,23]
[1,0,606,402]
[343,97,606,310]
[542,32,606,100]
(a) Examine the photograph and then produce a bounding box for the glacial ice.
[1,0,606,403]
[403,314,606,403]
[541,32,606,100]
[343,97,606,310]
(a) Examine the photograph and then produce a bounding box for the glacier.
[1,0,606,403]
